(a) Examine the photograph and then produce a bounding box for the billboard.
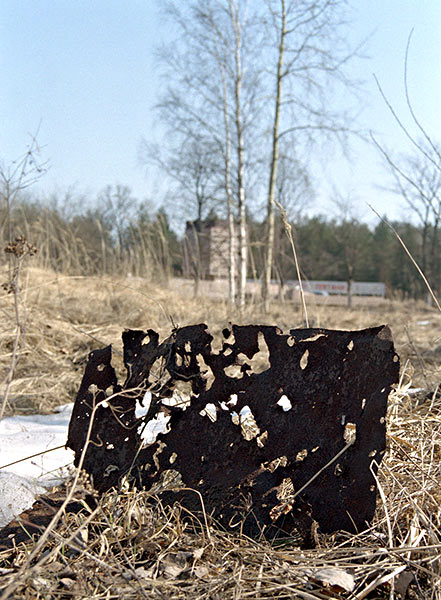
[287,280,386,297]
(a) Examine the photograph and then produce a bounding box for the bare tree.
[228,0,248,311]
[217,32,238,306]
[146,0,260,309]
[373,31,441,300]
[274,146,314,221]
[387,150,441,294]
[141,134,222,296]
[1,134,48,250]
[98,184,138,264]
[149,0,359,310]
[261,0,361,311]
[140,136,220,223]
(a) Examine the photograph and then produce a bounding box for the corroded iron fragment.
[67,324,399,542]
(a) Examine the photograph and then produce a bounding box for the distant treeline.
[248,214,440,299]
[1,190,439,300]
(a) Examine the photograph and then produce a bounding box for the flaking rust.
[67,324,399,544]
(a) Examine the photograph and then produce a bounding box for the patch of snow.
[0,472,46,528]
[416,320,431,326]
[0,403,74,528]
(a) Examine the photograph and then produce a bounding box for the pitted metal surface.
[67,324,399,543]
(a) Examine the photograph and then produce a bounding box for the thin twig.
[0,444,66,470]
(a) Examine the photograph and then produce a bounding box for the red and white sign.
[288,281,386,297]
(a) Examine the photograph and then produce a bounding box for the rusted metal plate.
[67,324,399,543]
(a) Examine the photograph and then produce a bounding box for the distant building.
[184,217,239,280]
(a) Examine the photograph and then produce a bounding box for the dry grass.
[1,265,441,598]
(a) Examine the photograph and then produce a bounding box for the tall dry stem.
[369,204,441,313]
[0,237,37,420]
[274,199,309,327]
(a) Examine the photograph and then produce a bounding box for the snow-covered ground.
[0,404,74,528]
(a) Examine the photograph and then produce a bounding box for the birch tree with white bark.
[146,0,260,310]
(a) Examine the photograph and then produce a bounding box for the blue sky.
[1,1,440,226]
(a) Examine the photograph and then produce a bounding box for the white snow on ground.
[0,473,47,530]
[0,403,74,528]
